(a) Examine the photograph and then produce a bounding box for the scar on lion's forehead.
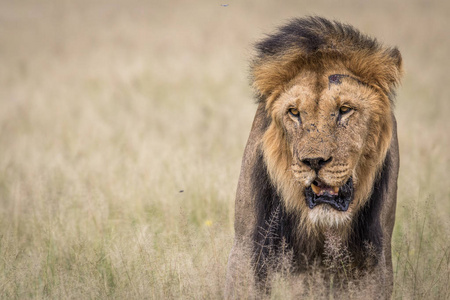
[328,74,366,89]
[329,74,350,85]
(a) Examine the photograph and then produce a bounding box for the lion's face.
[262,65,393,231]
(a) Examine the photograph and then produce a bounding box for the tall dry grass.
[0,0,449,298]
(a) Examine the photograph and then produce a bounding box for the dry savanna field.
[0,0,449,299]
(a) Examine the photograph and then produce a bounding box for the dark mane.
[256,16,378,57]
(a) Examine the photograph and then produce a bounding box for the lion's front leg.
[225,239,257,299]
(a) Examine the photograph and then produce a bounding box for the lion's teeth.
[311,183,321,195]
[333,186,339,194]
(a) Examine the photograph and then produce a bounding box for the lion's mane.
[253,17,402,235]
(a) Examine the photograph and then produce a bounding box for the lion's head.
[251,17,402,233]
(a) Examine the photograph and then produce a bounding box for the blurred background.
[0,0,449,298]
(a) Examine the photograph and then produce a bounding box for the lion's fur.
[251,17,402,105]
[226,17,402,298]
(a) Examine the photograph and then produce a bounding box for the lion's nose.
[302,157,332,172]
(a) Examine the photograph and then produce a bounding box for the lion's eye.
[289,108,299,116]
[339,106,352,115]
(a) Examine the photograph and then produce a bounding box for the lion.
[226,17,402,298]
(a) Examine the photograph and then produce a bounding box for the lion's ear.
[384,47,404,95]
[385,47,403,91]
[390,47,403,70]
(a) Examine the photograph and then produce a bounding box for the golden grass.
[0,0,449,298]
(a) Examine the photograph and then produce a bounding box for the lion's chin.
[305,177,354,211]
[307,204,353,229]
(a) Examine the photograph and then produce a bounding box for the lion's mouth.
[305,178,353,211]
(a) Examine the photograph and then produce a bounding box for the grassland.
[0,0,449,298]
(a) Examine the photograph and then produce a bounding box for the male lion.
[226,17,402,298]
